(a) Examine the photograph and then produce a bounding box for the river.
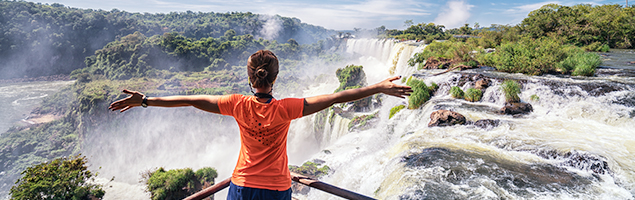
[289,39,635,199]
[0,80,74,134]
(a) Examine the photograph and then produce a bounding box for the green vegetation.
[450,86,464,99]
[334,65,371,111]
[404,4,635,77]
[408,41,480,69]
[348,112,378,130]
[390,23,449,42]
[335,65,366,92]
[530,94,540,101]
[406,77,435,109]
[0,1,333,79]
[500,80,521,103]
[389,105,406,119]
[78,31,325,80]
[478,37,602,76]
[464,88,483,102]
[143,167,218,200]
[10,155,104,200]
[289,161,330,178]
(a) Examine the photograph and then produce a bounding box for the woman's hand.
[109,89,145,112]
[374,76,412,98]
[302,76,412,116]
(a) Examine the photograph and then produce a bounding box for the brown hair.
[248,50,279,88]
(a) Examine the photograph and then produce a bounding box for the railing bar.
[184,172,377,200]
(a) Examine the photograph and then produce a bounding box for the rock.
[500,102,533,115]
[423,57,452,69]
[474,79,490,90]
[474,119,500,129]
[428,110,466,127]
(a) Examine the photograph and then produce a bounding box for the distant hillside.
[0,1,335,79]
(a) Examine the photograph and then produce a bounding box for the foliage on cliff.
[0,1,334,79]
[143,167,217,200]
[10,155,104,200]
[76,29,325,80]
[334,65,372,111]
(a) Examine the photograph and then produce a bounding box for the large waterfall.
[290,39,635,199]
[48,38,633,199]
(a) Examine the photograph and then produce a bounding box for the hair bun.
[256,68,268,78]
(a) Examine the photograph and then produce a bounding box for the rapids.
[4,39,633,200]
[289,39,635,199]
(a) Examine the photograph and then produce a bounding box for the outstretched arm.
[108,89,223,114]
[302,76,412,116]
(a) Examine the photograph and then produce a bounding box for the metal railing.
[184,172,376,200]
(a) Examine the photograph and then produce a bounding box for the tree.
[404,19,414,27]
[10,155,105,200]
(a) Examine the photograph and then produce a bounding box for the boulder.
[473,119,500,129]
[474,79,490,90]
[501,102,533,115]
[428,110,466,127]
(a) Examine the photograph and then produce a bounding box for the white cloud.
[433,0,474,29]
[498,1,560,25]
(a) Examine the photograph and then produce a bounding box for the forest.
[0,0,334,79]
[1,1,635,199]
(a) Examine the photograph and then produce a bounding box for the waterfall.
[295,39,635,200]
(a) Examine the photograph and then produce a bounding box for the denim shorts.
[227,181,292,200]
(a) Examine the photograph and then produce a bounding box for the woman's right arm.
[108,89,223,114]
[302,76,412,116]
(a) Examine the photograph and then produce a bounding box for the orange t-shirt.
[218,94,304,191]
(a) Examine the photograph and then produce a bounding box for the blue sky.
[33,0,628,30]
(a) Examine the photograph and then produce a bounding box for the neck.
[253,86,273,103]
[254,86,272,94]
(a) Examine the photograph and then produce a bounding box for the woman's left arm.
[302,76,412,116]
[108,89,223,114]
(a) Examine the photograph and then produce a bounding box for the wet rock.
[533,149,611,175]
[401,147,592,198]
[500,102,533,115]
[423,57,453,69]
[473,119,500,129]
[428,110,466,127]
[474,78,490,90]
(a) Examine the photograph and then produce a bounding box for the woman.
[108,50,412,200]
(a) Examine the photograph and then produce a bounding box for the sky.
[33,0,628,30]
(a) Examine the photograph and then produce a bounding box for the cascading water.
[292,39,635,199]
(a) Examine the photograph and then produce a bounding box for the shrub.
[10,155,105,200]
[406,77,432,109]
[389,105,406,119]
[289,161,330,178]
[464,88,483,102]
[486,37,600,76]
[348,112,378,130]
[408,40,479,67]
[144,167,218,200]
[584,42,610,52]
[571,53,601,76]
[429,82,439,92]
[500,80,521,103]
[449,86,464,99]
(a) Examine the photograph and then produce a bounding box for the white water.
[6,39,630,199]
[290,39,635,199]
[0,81,74,133]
